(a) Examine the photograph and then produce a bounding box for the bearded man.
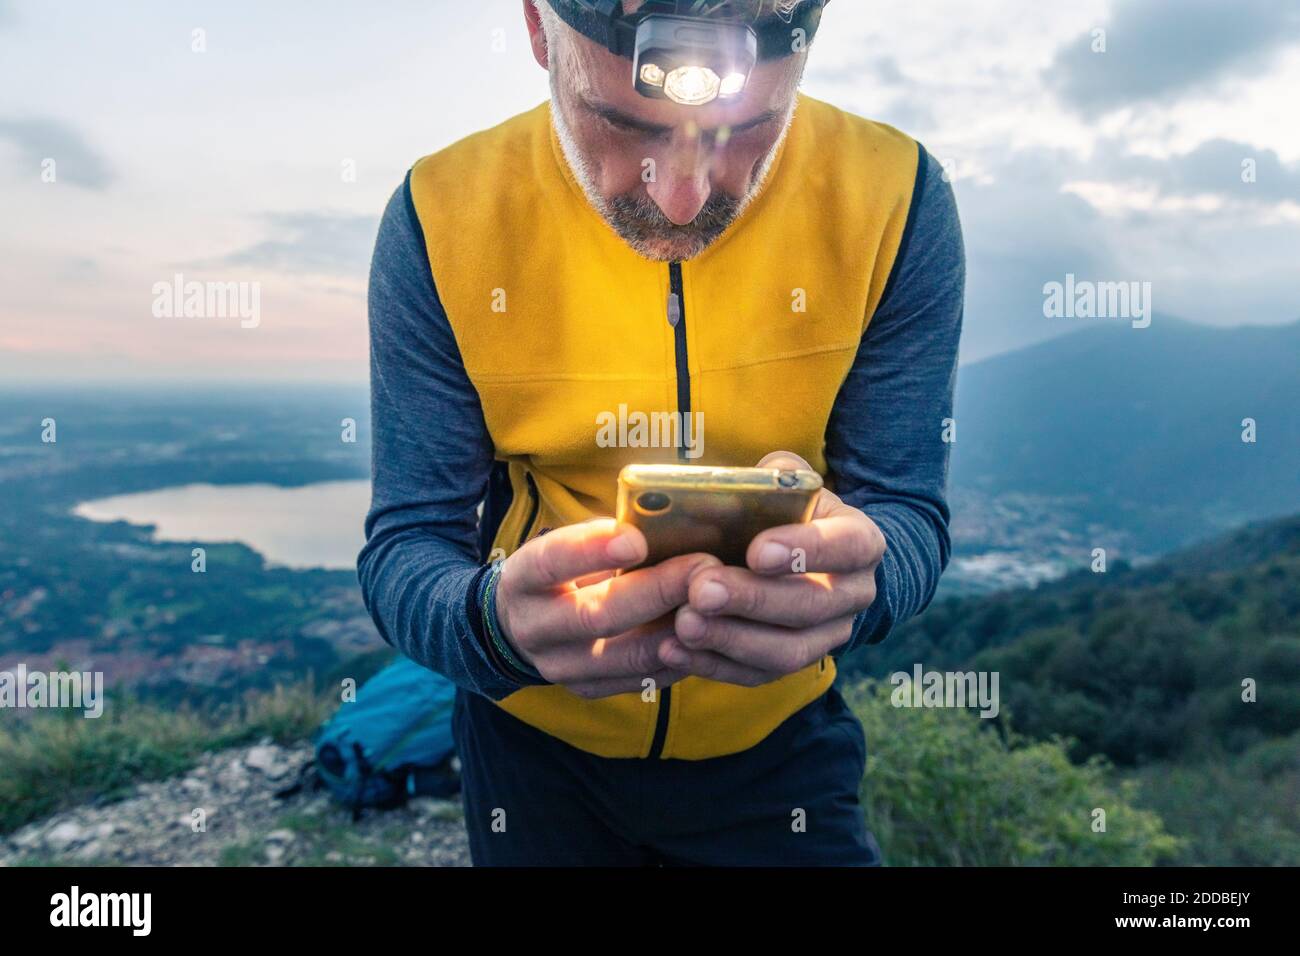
[359,0,964,866]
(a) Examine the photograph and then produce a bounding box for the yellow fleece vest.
[408,94,918,760]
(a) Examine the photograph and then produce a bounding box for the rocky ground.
[0,740,472,866]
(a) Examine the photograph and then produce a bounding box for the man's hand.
[657,451,886,686]
[494,518,720,699]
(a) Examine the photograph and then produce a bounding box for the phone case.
[616,464,822,567]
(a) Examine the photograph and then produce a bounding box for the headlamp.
[632,15,756,106]
[544,1,825,108]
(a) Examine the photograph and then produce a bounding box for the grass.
[3,671,1206,868]
[0,678,333,836]
[218,811,405,867]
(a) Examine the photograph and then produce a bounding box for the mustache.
[605,190,743,242]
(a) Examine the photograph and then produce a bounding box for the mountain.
[951,317,1300,555]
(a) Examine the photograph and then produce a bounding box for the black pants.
[452,683,883,866]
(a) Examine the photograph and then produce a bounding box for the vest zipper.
[647,262,690,759]
[516,471,540,551]
[667,261,691,463]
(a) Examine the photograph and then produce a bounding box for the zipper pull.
[667,292,681,327]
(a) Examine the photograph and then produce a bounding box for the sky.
[1,0,1298,384]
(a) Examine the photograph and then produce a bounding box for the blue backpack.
[312,657,459,817]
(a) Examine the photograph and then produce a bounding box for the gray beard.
[602,191,745,261]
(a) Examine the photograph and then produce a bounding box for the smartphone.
[616,464,822,568]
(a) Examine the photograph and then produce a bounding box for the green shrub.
[1130,732,1300,866]
[844,680,1182,866]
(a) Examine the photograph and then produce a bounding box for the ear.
[523,0,550,70]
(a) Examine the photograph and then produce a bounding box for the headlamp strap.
[544,0,825,61]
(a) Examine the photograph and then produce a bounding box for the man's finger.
[549,552,720,640]
[756,450,813,471]
[672,605,848,673]
[686,565,875,628]
[756,451,847,520]
[540,614,675,682]
[570,568,617,590]
[508,518,647,592]
[656,636,777,688]
[746,509,886,575]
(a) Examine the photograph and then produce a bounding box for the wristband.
[481,559,544,681]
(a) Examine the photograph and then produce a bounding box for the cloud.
[952,148,1116,360]
[810,54,907,88]
[56,256,101,283]
[1048,0,1300,116]
[1101,138,1300,204]
[0,117,113,188]
[947,134,1300,362]
[212,212,379,277]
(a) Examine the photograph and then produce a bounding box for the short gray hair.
[533,1,565,43]
[533,1,577,74]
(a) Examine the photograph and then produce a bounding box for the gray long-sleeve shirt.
[357,142,965,701]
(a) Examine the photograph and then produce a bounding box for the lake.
[73,481,372,570]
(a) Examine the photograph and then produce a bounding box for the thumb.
[756,449,814,471]
[756,450,839,517]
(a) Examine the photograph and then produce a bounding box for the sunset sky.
[2,0,1298,384]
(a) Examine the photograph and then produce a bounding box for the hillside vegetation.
[845,514,1300,864]
[6,515,1298,864]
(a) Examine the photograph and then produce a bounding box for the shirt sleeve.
[356,171,542,699]
[825,142,965,655]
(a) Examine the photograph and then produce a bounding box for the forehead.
[555,22,803,131]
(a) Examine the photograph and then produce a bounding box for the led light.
[663,65,721,106]
[640,63,666,87]
[720,72,747,97]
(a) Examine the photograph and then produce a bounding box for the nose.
[645,128,713,225]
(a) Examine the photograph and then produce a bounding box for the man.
[358,0,963,866]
